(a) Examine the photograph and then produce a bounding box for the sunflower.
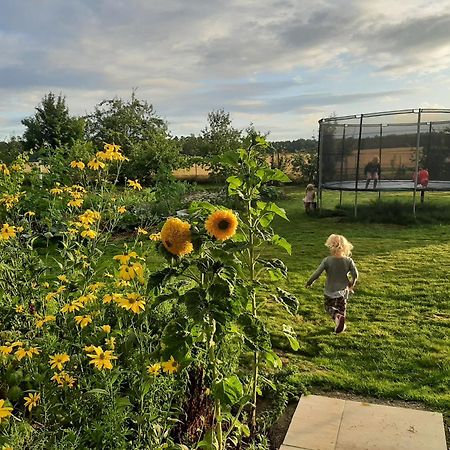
[160,217,193,257]
[49,353,70,371]
[205,210,238,241]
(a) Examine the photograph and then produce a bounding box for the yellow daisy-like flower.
[15,347,40,361]
[36,315,55,328]
[0,224,17,241]
[117,206,126,214]
[103,294,123,304]
[81,229,97,239]
[51,371,77,389]
[105,337,115,350]
[147,363,161,376]
[113,252,138,265]
[205,210,238,241]
[87,346,117,370]
[0,193,21,210]
[0,346,13,355]
[24,211,36,217]
[149,232,161,241]
[137,227,148,235]
[70,161,85,170]
[101,325,111,333]
[67,198,83,208]
[117,293,145,314]
[15,305,25,313]
[50,186,64,195]
[161,356,179,375]
[74,315,92,329]
[87,159,105,171]
[88,282,105,292]
[57,274,69,283]
[0,399,13,423]
[49,353,70,371]
[24,392,40,411]
[60,301,84,313]
[0,163,10,176]
[127,179,142,190]
[160,217,193,257]
[79,210,101,225]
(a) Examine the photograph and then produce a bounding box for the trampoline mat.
[322,180,450,191]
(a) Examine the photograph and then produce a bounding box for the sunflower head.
[160,217,193,257]
[205,210,238,241]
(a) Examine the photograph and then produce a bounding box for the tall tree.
[85,93,182,182]
[21,92,84,154]
[201,109,242,158]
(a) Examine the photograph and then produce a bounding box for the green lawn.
[264,187,450,416]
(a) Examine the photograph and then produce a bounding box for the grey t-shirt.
[307,256,358,298]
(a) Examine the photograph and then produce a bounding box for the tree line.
[0,92,318,183]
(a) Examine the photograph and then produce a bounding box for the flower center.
[218,220,230,230]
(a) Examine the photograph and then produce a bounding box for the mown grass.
[264,186,450,416]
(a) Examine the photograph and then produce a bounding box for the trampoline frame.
[317,108,450,217]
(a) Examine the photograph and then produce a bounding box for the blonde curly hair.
[325,234,353,257]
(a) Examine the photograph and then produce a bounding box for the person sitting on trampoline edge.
[305,234,359,334]
[413,167,429,188]
[364,156,381,189]
[303,183,317,213]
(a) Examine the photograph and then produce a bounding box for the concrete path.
[280,395,447,450]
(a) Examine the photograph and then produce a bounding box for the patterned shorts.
[324,295,347,319]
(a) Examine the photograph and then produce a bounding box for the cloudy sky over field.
[2,0,450,140]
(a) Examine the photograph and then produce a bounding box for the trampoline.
[317,108,450,216]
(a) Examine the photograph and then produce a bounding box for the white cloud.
[1,0,450,139]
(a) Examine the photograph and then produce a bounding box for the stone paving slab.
[281,395,447,450]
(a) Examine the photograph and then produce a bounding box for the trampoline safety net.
[319,109,450,192]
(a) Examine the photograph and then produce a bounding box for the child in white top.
[306,234,358,333]
[303,184,317,213]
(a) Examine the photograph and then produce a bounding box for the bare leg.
[365,179,370,189]
[373,179,378,189]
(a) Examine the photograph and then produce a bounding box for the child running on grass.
[306,234,358,333]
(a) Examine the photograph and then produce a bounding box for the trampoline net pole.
[412,110,422,217]
[317,121,324,210]
[378,124,382,200]
[339,125,346,207]
[354,114,364,217]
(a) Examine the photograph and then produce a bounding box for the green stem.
[247,193,259,431]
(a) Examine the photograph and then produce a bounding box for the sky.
[2,0,450,141]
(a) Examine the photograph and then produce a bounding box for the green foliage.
[291,151,317,184]
[85,93,183,182]
[0,137,23,163]
[21,92,84,155]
